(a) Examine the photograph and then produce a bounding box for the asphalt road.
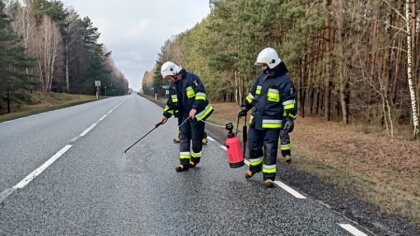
[0,94,369,235]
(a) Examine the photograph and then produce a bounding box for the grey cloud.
[62,0,210,91]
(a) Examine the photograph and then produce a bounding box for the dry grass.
[0,92,97,122]
[210,102,420,224]
[207,102,243,125]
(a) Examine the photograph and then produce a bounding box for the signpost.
[95,80,101,99]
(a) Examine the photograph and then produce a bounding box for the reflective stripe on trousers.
[279,129,291,157]
[247,126,280,180]
[179,114,205,165]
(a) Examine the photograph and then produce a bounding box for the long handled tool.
[124,121,163,153]
[242,115,247,158]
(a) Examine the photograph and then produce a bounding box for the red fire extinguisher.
[225,117,245,168]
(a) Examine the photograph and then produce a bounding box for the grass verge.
[0,92,97,122]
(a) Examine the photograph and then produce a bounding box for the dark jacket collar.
[268,62,288,78]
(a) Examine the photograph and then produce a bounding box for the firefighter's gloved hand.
[283,119,294,133]
[238,106,248,117]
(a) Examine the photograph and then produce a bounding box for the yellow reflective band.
[263,168,276,174]
[262,119,282,129]
[262,123,281,128]
[282,100,295,105]
[249,116,254,125]
[249,158,263,166]
[280,144,291,151]
[195,92,207,101]
[195,95,206,101]
[191,152,202,158]
[267,89,280,102]
[164,106,174,114]
[171,95,178,103]
[196,104,214,121]
[289,114,297,119]
[180,152,190,159]
[186,87,195,98]
[284,104,295,110]
[246,93,254,104]
[256,85,262,95]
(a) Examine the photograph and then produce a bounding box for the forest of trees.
[142,0,420,139]
[0,0,129,114]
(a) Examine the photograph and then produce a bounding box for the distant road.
[0,94,368,235]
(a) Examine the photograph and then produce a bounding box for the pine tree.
[0,0,33,113]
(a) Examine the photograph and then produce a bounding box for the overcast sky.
[61,0,211,91]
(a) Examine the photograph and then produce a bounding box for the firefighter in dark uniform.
[173,131,208,145]
[238,48,297,188]
[160,61,214,172]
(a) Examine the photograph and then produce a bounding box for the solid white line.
[339,224,368,236]
[13,145,72,189]
[98,114,107,122]
[219,145,227,151]
[274,181,307,199]
[207,136,215,142]
[79,123,97,136]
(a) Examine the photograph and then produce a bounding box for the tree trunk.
[406,0,419,138]
[65,44,69,91]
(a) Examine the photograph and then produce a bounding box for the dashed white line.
[274,181,307,199]
[339,224,368,236]
[98,114,108,122]
[211,134,370,234]
[79,123,97,137]
[233,153,307,199]
[4,101,126,195]
[79,102,124,137]
[13,145,72,189]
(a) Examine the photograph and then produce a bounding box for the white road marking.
[8,101,125,192]
[339,224,368,236]
[80,102,123,137]
[79,123,97,137]
[13,145,72,189]
[207,136,215,141]
[274,181,307,199]
[98,114,108,122]
[219,145,227,151]
[246,157,306,199]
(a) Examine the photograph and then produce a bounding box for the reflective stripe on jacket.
[163,70,213,121]
[243,63,297,130]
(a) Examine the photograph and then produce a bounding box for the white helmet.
[255,47,281,69]
[161,61,181,78]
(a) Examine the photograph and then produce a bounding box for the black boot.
[264,179,274,188]
[175,164,189,172]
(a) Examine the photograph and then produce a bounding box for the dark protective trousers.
[279,129,291,157]
[179,113,205,166]
[247,127,280,181]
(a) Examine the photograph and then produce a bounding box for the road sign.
[95,80,101,87]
